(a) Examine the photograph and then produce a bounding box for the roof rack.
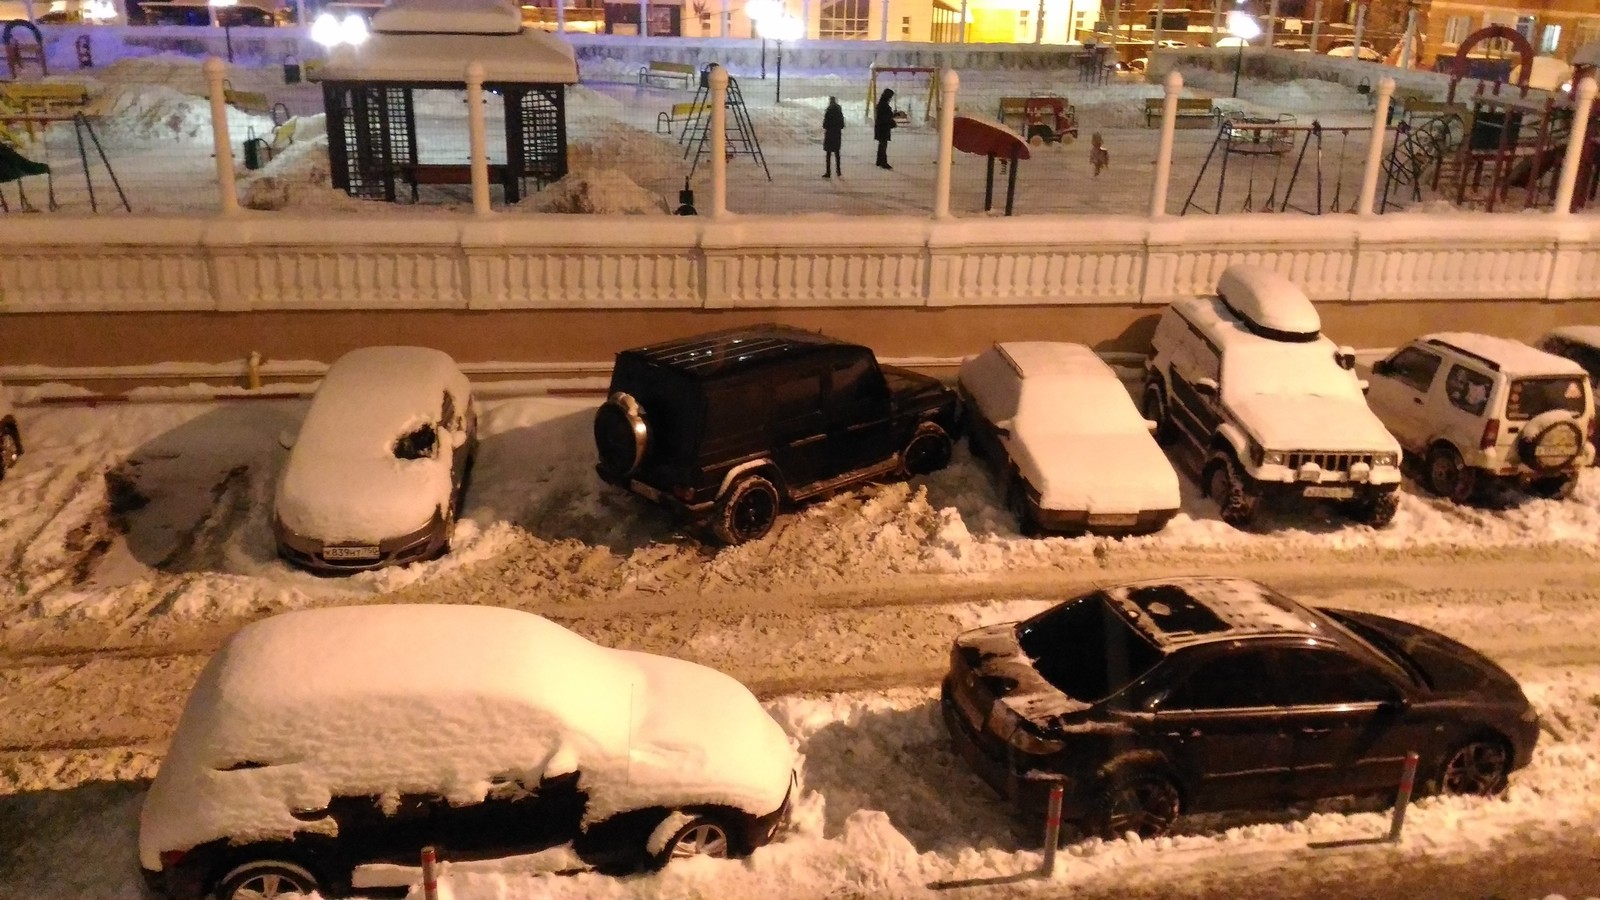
[1424,338,1501,372]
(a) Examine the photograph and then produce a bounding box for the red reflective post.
[420,845,439,900]
[1388,751,1419,842]
[1041,781,1065,876]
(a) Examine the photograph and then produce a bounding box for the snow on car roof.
[1216,266,1321,340]
[1103,577,1329,648]
[995,341,1110,380]
[140,605,794,868]
[1425,332,1587,378]
[1545,325,1600,352]
[299,346,466,449]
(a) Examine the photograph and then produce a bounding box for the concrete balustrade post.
[710,64,729,217]
[1554,78,1597,214]
[1150,70,1183,217]
[1357,76,1395,215]
[202,57,240,216]
[933,68,959,219]
[466,62,492,215]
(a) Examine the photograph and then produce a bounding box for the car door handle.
[1300,727,1333,737]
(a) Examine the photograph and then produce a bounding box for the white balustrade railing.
[3,211,1599,314]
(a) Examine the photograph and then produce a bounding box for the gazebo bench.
[1145,96,1220,128]
[639,60,696,89]
[401,162,520,203]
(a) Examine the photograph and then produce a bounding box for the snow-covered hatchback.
[1143,266,1403,528]
[273,347,477,574]
[139,605,798,900]
[0,381,21,480]
[1367,333,1595,502]
[960,342,1180,535]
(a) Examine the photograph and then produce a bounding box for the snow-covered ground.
[2,381,1600,898]
[3,52,1430,218]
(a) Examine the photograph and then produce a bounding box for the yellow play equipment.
[865,65,939,126]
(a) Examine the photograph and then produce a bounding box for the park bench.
[638,60,696,89]
[0,82,91,140]
[656,101,703,134]
[400,162,519,203]
[1145,96,1219,128]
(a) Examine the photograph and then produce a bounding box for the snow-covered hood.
[954,623,1090,728]
[1011,430,1180,513]
[1229,394,1400,453]
[1336,611,1526,702]
[275,445,454,542]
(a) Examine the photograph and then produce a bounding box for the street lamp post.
[1227,10,1261,98]
[745,0,780,79]
[209,0,237,63]
[759,13,803,102]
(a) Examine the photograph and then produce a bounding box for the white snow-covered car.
[1143,265,1403,528]
[1367,333,1594,501]
[0,382,21,480]
[960,342,1180,535]
[273,346,476,575]
[139,604,798,900]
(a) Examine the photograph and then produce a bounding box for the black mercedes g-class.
[594,325,961,544]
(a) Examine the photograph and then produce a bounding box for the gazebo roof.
[321,0,579,85]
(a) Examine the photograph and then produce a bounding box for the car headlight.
[1372,452,1399,468]
[1262,450,1286,466]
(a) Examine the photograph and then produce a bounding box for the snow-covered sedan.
[139,604,798,900]
[960,342,1180,535]
[273,346,476,575]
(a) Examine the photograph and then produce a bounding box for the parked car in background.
[594,325,961,544]
[1143,265,1403,528]
[941,577,1538,841]
[959,342,1179,535]
[140,604,797,900]
[1536,326,1600,390]
[1367,333,1594,501]
[0,381,21,481]
[273,346,476,574]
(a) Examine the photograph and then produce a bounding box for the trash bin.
[283,53,301,84]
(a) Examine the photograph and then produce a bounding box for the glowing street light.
[1227,10,1261,98]
[209,0,238,62]
[758,12,803,102]
[745,0,781,78]
[313,12,370,48]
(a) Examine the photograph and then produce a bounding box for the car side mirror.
[994,418,1014,438]
[1194,377,1218,397]
[1336,346,1357,371]
[1359,379,1371,395]
[1371,359,1393,377]
[1145,418,1160,433]
[277,429,296,450]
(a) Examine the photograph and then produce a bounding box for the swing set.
[1181,116,1394,215]
[865,65,939,126]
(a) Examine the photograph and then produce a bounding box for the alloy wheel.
[669,821,731,859]
[1441,740,1509,796]
[1105,774,1181,839]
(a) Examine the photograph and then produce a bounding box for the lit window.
[818,0,868,39]
[1540,24,1561,55]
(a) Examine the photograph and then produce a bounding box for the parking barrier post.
[1387,751,1419,842]
[465,62,491,216]
[1041,780,1064,876]
[1356,77,1394,215]
[1554,77,1597,214]
[202,57,240,216]
[420,845,439,900]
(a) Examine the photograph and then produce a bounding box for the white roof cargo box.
[1216,265,1321,342]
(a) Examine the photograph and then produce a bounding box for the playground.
[0,31,1594,217]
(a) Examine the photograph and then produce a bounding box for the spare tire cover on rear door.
[1517,410,1584,471]
[595,392,650,477]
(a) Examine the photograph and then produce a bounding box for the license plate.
[1303,485,1355,499]
[323,545,380,561]
[1088,513,1140,527]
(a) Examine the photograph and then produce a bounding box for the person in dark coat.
[822,96,845,178]
[873,89,896,170]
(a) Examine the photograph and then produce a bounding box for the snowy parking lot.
[1,387,1599,898]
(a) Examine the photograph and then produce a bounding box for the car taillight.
[1480,418,1500,450]
[158,849,188,870]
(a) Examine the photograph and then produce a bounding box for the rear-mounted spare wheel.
[595,392,650,478]
[1518,412,1583,472]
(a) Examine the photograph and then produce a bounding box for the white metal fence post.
[933,67,959,218]
[1150,70,1183,217]
[465,61,491,215]
[881,0,888,41]
[1035,0,1045,43]
[1351,1,1366,61]
[1266,0,1278,48]
[1356,76,1394,215]
[203,56,240,216]
[710,64,729,217]
[1310,0,1321,53]
[1554,77,1598,214]
[959,0,968,42]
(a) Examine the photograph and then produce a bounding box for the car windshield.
[1016,592,1163,703]
[1507,377,1587,420]
[1223,339,1363,400]
[1018,376,1148,435]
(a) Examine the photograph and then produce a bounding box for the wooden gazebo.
[320,0,578,204]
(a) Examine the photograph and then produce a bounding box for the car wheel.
[594,392,649,479]
[1006,475,1040,536]
[1425,445,1477,504]
[1347,490,1399,528]
[216,860,320,900]
[1141,381,1176,446]
[1437,738,1511,797]
[711,474,780,545]
[1095,769,1182,840]
[659,815,734,864]
[1527,473,1579,500]
[1206,456,1259,529]
[902,425,953,476]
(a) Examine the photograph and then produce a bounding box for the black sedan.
[941,577,1539,839]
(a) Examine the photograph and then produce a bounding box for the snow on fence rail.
[2,211,1599,313]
